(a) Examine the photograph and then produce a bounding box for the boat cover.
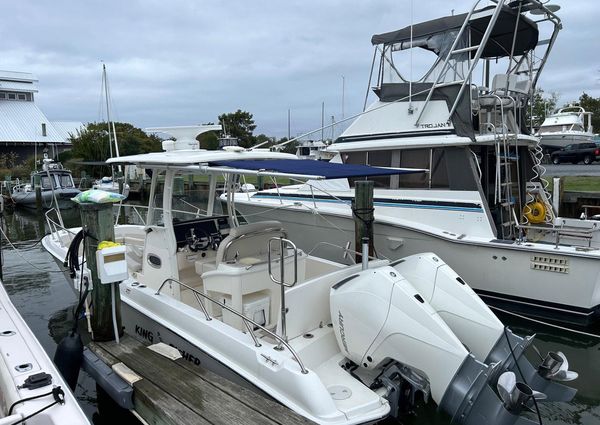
[209,159,425,179]
[371,5,538,58]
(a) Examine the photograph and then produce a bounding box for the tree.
[196,122,220,150]
[68,122,162,177]
[198,132,219,150]
[528,88,559,128]
[218,110,257,148]
[569,92,600,132]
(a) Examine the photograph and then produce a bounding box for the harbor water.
[1,206,599,424]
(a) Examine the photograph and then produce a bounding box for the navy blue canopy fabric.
[209,159,424,180]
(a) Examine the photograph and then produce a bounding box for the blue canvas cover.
[210,159,425,180]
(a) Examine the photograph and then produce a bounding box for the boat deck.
[88,335,313,425]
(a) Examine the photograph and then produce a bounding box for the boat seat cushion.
[215,221,286,266]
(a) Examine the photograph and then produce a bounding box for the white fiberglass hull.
[42,232,390,425]
[0,281,90,424]
[540,132,595,149]
[235,199,600,326]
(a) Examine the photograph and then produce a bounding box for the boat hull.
[12,188,79,209]
[236,202,600,327]
[540,133,595,149]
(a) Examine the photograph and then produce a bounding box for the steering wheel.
[186,228,211,252]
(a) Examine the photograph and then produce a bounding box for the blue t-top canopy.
[209,159,425,180]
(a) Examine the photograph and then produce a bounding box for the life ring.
[524,201,546,224]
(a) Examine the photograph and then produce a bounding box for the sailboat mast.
[103,64,122,173]
[103,65,114,161]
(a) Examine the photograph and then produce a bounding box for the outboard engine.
[330,265,575,424]
[392,253,578,403]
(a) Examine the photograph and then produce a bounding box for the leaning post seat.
[215,221,287,266]
[201,220,306,331]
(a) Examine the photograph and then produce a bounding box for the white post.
[553,177,560,216]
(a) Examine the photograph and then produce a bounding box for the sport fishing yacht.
[42,127,576,424]
[233,1,600,327]
[537,106,595,151]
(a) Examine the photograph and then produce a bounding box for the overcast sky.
[1,0,598,138]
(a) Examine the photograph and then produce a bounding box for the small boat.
[92,176,130,198]
[11,155,80,209]
[537,106,595,151]
[43,127,577,425]
[0,280,90,424]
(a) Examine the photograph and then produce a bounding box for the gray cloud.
[1,0,598,138]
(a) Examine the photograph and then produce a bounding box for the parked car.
[550,143,600,165]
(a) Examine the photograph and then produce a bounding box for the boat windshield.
[41,176,52,189]
[342,148,449,189]
[145,170,225,227]
[59,174,74,188]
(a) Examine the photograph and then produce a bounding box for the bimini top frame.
[368,0,561,131]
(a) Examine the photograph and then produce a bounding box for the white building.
[0,70,83,162]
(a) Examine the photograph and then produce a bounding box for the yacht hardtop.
[43,128,577,424]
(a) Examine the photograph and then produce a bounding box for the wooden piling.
[352,180,374,263]
[33,174,42,210]
[79,202,122,341]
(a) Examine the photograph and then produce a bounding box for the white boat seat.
[479,96,514,108]
[215,220,286,267]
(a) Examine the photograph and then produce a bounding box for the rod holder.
[361,237,369,271]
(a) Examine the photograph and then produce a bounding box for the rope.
[0,226,66,274]
[8,386,65,425]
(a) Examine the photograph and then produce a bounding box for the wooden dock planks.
[88,335,313,425]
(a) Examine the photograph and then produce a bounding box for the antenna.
[408,0,414,114]
[341,76,345,121]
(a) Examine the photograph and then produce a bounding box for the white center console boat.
[42,128,577,424]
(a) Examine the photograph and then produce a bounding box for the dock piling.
[352,180,374,263]
[79,202,122,341]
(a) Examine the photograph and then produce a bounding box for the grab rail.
[155,277,308,374]
[268,237,298,350]
[307,241,389,262]
[45,208,77,247]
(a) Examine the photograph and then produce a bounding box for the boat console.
[172,215,230,252]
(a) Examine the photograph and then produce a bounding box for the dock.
[88,335,313,425]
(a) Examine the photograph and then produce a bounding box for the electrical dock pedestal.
[78,202,312,425]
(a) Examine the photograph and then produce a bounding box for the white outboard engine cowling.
[330,266,468,403]
[330,266,549,425]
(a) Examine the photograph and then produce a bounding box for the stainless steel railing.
[155,277,308,374]
[45,208,77,247]
[268,237,298,349]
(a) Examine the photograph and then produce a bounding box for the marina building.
[0,70,83,163]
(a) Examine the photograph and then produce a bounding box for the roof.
[211,159,425,180]
[0,101,70,144]
[52,121,85,141]
[371,6,538,58]
[107,149,298,167]
[0,70,38,93]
